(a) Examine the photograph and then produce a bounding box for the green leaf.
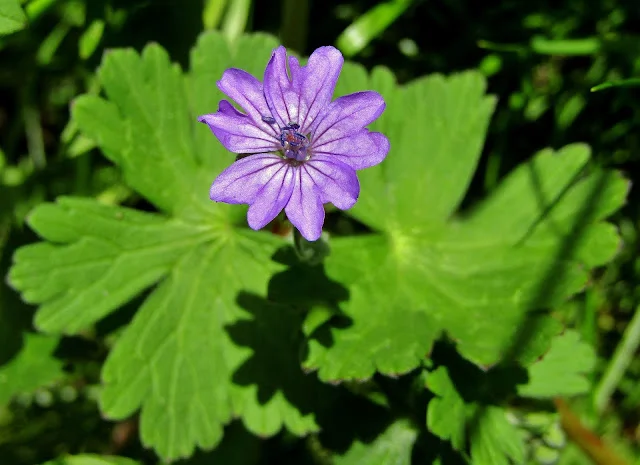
[425,366,528,463]
[591,77,640,92]
[425,367,466,451]
[203,0,228,30]
[303,63,628,381]
[79,19,105,60]
[518,330,596,398]
[11,198,213,332]
[40,455,139,465]
[336,0,413,57]
[9,32,324,460]
[470,407,526,465]
[0,0,27,36]
[333,420,418,465]
[1,228,62,405]
[530,36,601,56]
[0,333,63,405]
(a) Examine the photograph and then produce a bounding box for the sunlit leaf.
[0,0,26,36]
[304,63,628,381]
[9,32,324,460]
[518,330,596,398]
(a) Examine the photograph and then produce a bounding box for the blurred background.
[1,0,639,463]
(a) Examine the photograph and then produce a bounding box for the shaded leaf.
[0,333,63,405]
[518,330,596,398]
[333,420,418,465]
[470,407,526,465]
[425,367,466,451]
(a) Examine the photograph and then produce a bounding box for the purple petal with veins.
[199,44,390,241]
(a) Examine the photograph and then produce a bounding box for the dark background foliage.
[0,0,639,463]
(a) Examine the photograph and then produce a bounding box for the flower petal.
[263,46,343,131]
[217,68,273,128]
[312,129,390,170]
[288,46,343,130]
[304,155,359,210]
[199,101,278,153]
[285,168,325,241]
[263,46,298,128]
[311,91,386,144]
[209,153,286,204]
[247,163,294,230]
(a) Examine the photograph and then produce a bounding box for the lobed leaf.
[0,333,63,405]
[518,330,596,398]
[425,366,528,463]
[333,420,418,465]
[425,367,466,451]
[304,64,628,381]
[9,32,326,461]
[7,29,629,461]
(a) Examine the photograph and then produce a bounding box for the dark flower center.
[279,124,309,161]
[262,116,310,162]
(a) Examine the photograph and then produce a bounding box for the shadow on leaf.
[463,166,619,457]
[268,245,352,351]
[229,291,391,454]
[228,291,330,409]
[432,340,528,405]
[228,249,393,455]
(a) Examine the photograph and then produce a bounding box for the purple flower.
[198,45,389,241]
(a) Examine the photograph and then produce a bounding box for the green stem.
[203,0,228,30]
[25,0,58,21]
[22,98,46,170]
[593,304,640,413]
[222,0,252,43]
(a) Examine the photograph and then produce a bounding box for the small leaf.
[40,455,139,465]
[37,22,71,65]
[426,365,530,463]
[336,0,413,57]
[79,19,105,60]
[425,367,466,451]
[470,407,526,465]
[334,420,418,465]
[0,333,63,405]
[0,0,27,36]
[203,0,227,30]
[556,94,585,129]
[530,36,601,56]
[518,330,596,398]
